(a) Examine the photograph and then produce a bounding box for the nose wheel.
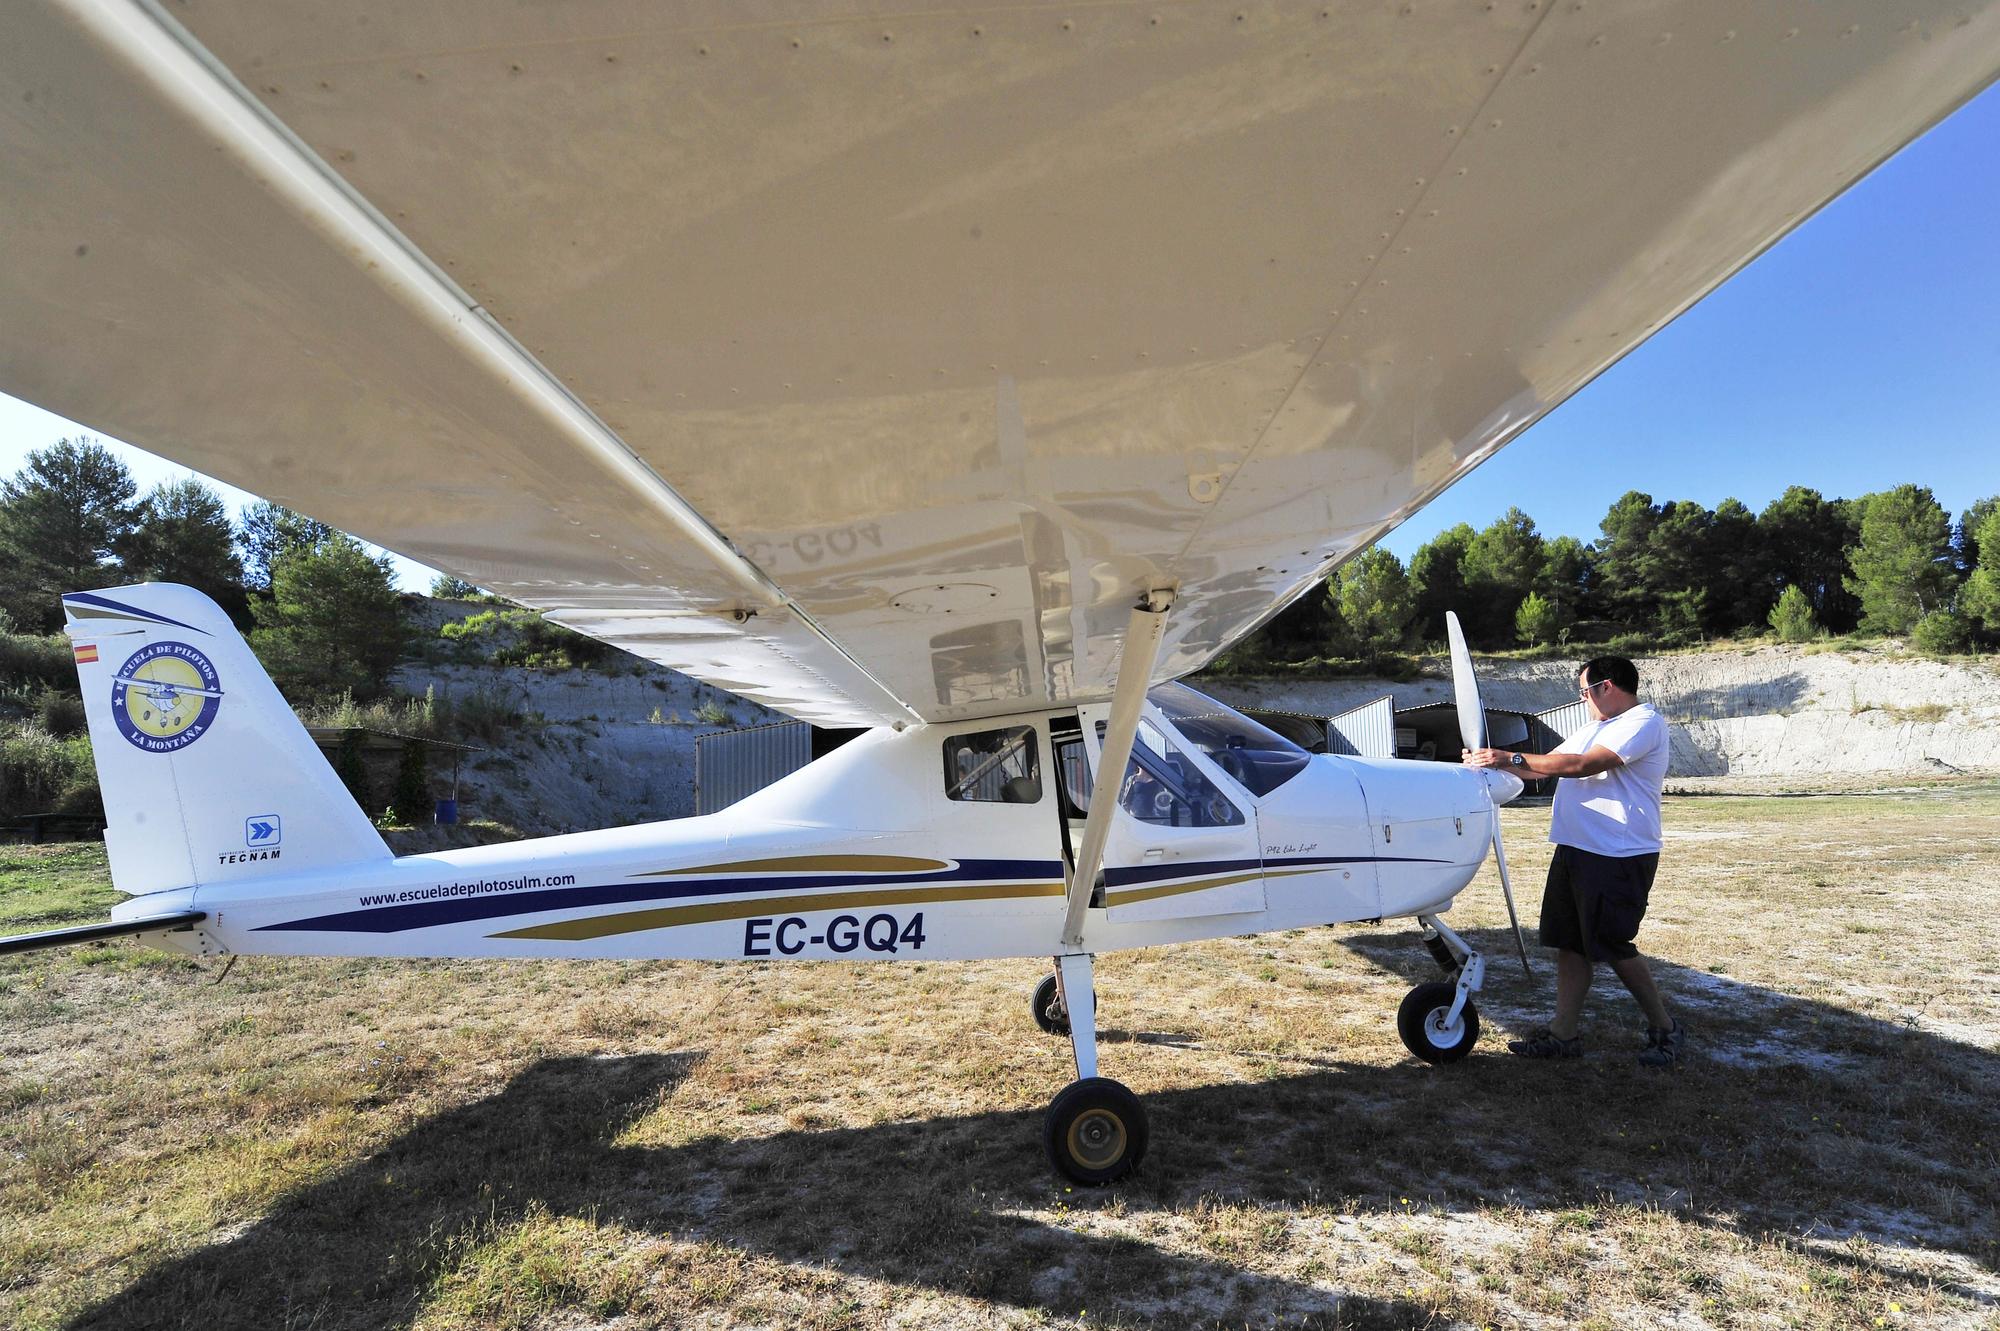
[1399,915,1485,1063]
[1398,980,1480,1063]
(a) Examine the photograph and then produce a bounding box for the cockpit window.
[1095,721,1244,828]
[1147,683,1311,797]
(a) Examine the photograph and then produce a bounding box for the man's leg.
[1549,948,1593,1039]
[1610,953,1671,1030]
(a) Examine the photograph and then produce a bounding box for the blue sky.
[3,81,1996,585]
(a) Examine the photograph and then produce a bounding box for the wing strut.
[1061,589,1175,951]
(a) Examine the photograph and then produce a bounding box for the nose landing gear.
[1398,915,1485,1064]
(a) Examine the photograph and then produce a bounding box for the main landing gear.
[1398,914,1485,1064]
[1034,953,1148,1184]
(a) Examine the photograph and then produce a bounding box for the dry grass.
[5,781,2000,1330]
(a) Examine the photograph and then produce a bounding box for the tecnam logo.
[111,641,223,753]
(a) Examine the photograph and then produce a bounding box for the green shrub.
[297,686,443,740]
[693,699,732,726]
[1911,608,1973,656]
[440,609,610,671]
[34,687,86,737]
[0,631,74,693]
[0,724,98,819]
[1768,585,1821,643]
[451,687,525,745]
[1514,592,1562,646]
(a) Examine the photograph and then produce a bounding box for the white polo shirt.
[1548,703,1669,857]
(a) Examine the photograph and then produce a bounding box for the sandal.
[1507,1025,1583,1059]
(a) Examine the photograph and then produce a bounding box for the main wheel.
[1031,973,1069,1035]
[1044,1077,1148,1184]
[1397,980,1479,1064]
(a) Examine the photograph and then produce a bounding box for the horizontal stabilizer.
[0,911,207,957]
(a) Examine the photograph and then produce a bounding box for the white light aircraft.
[4,0,1998,1182]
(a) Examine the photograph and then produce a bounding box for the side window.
[943,726,1041,803]
[1096,721,1244,828]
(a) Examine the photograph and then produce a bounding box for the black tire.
[1397,980,1479,1064]
[1044,1077,1148,1185]
[1031,973,1069,1035]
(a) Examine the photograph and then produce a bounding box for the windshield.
[1148,682,1312,798]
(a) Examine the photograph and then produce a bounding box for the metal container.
[695,721,813,814]
[1328,696,1396,759]
[1531,700,1591,753]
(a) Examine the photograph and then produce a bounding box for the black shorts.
[1539,844,1659,963]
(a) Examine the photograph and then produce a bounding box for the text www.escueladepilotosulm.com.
[358,872,576,907]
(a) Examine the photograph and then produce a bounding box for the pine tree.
[1534,535,1597,623]
[1409,523,1474,647]
[1758,486,1862,632]
[121,478,247,620]
[249,533,408,700]
[238,501,335,591]
[387,739,432,825]
[1459,508,1545,645]
[1328,548,1416,661]
[1845,485,1957,634]
[0,438,138,631]
[333,728,373,811]
[1960,507,2000,636]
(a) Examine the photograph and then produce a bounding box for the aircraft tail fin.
[63,583,390,898]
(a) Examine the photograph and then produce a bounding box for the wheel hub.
[1068,1108,1127,1168]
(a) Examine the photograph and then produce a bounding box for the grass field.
[4,782,1998,1330]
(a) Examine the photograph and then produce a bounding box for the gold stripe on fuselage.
[641,855,950,877]
[492,880,1063,942]
[1100,867,1322,909]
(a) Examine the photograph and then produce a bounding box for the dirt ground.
[3,779,1998,1330]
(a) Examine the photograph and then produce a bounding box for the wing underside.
[4,0,1997,724]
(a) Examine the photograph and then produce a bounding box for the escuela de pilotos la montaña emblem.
[111,641,224,753]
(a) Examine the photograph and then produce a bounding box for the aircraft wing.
[4,1,1997,726]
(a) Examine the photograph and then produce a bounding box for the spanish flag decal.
[73,643,98,665]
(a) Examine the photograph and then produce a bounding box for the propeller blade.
[1444,611,1486,752]
[1491,825,1532,977]
[1449,612,1531,975]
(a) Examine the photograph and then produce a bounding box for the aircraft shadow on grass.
[69,932,1998,1331]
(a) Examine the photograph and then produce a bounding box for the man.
[1464,655,1685,1066]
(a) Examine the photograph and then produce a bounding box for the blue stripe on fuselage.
[254,858,1064,934]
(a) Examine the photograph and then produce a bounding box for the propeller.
[1446,611,1532,977]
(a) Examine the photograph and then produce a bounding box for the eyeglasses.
[1578,679,1607,699]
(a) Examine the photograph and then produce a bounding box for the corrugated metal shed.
[1329,696,1396,759]
[1393,700,1532,755]
[695,721,813,815]
[1241,708,1335,754]
[1531,699,1591,752]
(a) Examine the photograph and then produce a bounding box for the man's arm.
[1464,745,1625,778]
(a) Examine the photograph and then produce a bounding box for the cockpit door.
[1077,702,1266,922]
